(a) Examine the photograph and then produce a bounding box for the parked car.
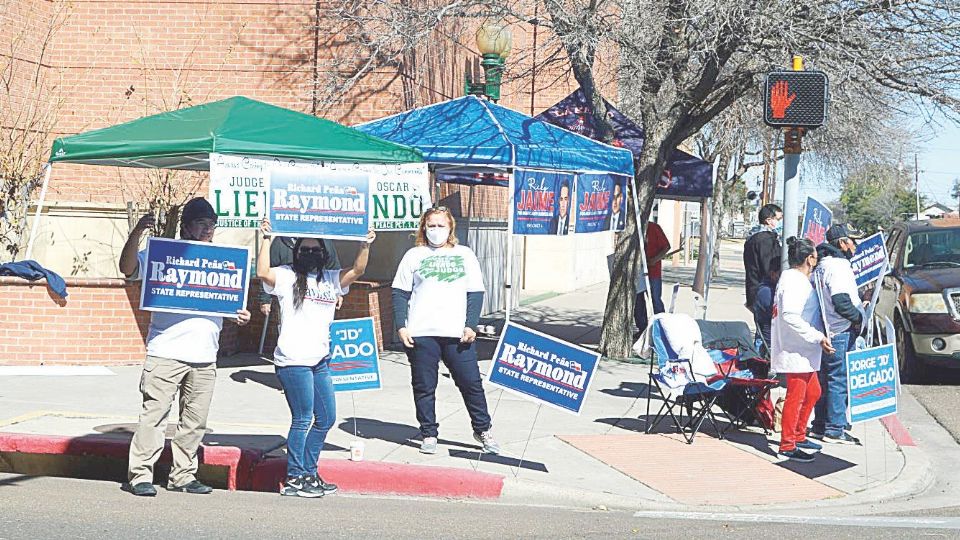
[873,219,960,382]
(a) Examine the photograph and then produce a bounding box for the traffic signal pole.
[780,55,804,268]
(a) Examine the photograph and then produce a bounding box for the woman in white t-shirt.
[256,218,375,498]
[392,207,500,456]
[771,237,836,464]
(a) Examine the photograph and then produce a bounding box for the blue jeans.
[634,277,665,332]
[812,331,852,436]
[275,359,336,478]
[407,337,492,438]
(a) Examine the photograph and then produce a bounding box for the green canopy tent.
[26,96,423,257]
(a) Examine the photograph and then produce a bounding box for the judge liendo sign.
[140,237,251,318]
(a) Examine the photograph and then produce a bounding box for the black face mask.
[294,253,326,273]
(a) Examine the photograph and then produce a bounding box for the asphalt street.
[3,473,960,539]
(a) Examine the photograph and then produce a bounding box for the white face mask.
[426,227,449,247]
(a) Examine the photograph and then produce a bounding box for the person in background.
[257,218,375,498]
[811,224,864,445]
[753,256,782,354]
[119,197,251,497]
[634,220,672,338]
[771,237,834,463]
[744,204,783,312]
[259,237,340,320]
[392,207,500,456]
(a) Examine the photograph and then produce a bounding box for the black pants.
[406,336,492,438]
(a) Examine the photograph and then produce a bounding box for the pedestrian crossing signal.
[763,71,829,128]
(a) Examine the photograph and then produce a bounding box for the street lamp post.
[465,24,512,102]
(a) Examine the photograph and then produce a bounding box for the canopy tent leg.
[700,200,715,319]
[504,173,515,325]
[628,174,653,319]
[24,163,53,261]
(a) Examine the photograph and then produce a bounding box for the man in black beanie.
[119,197,251,497]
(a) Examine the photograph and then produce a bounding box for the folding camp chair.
[698,321,779,434]
[643,319,728,444]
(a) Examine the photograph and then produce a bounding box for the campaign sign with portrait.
[574,173,628,234]
[140,237,251,318]
[487,322,600,415]
[513,169,576,236]
[801,197,832,246]
[850,232,888,288]
[846,343,898,423]
[266,167,370,240]
[329,317,381,392]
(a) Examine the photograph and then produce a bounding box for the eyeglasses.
[299,247,324,254]
[190,220,218,231]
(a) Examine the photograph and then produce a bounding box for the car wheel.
[896,318,927,384]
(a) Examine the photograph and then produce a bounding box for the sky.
[744,112,960,210]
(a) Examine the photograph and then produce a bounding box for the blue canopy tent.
[357,95,637,321]
[538,89,718,316]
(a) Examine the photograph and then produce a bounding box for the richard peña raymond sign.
[487,322,600,415]
[764,70,829,129]
[140,237,251,318]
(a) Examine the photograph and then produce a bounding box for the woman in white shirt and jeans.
[392,207,500,456]
[771,237,836,463]
[257,218,375,498]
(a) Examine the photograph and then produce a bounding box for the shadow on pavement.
[229,369,281,390]
[447,449,549,473]
[598,381,652,399]
[720,429,857,478]
[217,353,275,369]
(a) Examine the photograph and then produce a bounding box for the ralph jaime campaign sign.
[574,173,628,234]
[267,167,370,240]
[209,153,430,231]
[513,169,576,235]
[850,232,888,288]
[329,317,382,392]
[846,343,898,423]
[140,237,251,318]
[801,196,832,246]
[487,322,600,415]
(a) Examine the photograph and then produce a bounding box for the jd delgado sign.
[208,153,429,231]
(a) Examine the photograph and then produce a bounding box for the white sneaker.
[473,431,501,455]
[420,437,438,454]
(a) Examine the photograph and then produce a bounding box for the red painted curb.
[251,456,504,499]
[0,432,261,490]
[880,415,916,447]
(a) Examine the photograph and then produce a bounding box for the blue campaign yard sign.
[140,238,250,318]
[487,322,600,415]
[513,169,576,235]
[850,232,888,287]
[575,173,628,234]
[267,167,369,240]
[846,343,898,423]
[801,197,832,246]
[329,317,381,392]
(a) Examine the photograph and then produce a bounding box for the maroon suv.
[874,219,960,383]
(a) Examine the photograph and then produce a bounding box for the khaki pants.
[128,355,216,487]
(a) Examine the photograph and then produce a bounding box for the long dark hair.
[291,238,328,311]
[786,237,816,268]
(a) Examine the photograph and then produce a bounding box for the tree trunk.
[598,138,663,359]
[691,198,710,295]
[709,151,732,281]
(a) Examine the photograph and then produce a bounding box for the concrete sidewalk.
[0,258,934,511]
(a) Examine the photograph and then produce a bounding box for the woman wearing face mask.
[391,207,500,456]
[257,218,375,498]
[771,237,836,463]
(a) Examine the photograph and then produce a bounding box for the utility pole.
[914,153,921,220]
[780,56,805,269]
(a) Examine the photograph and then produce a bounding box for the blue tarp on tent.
[355,95,634,177]
[536,89,714,201]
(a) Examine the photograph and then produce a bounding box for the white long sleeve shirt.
[771,268,827,374]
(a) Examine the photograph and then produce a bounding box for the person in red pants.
[771,237,836,462]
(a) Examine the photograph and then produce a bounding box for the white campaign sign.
[209,153,430,230]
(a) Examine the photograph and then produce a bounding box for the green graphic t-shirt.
[392,245,485,338]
